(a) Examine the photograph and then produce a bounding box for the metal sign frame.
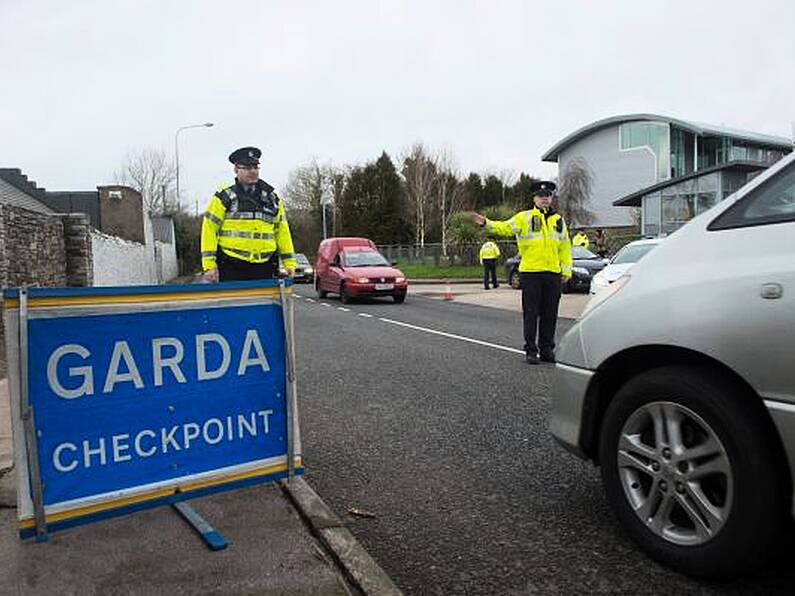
[4,280,303,540]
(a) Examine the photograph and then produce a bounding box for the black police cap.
[229,147,261,166]
[530,181,556,196]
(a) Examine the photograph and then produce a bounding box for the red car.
[314,237,408,303]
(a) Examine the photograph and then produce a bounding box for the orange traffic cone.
[442,280,454,301]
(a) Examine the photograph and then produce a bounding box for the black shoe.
[540,352,556,363]
[494,284,500,288]
[526,353,539,365]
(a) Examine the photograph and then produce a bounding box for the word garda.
[46,330,272,399]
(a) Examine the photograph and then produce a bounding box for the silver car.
[550,152,795,578]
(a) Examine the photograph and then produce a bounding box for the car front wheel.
[598,365,787,579]
[340,283,351,304]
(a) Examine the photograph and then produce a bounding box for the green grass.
[395,263,483,279]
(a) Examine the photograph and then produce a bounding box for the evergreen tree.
[461,172,483,211]
[481,175,504,208]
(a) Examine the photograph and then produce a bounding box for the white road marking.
[377,317,524,355]
[306,298,315,303]
[338,307,350,312]
[358,313,373,318]
[321,303,331,307]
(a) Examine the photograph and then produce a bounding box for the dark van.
[314,237,408,303]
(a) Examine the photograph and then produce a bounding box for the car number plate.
[374,283,394,290]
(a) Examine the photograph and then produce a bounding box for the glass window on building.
[696,192,717,214]
[620,122,671,181]
[662,193,696,234]
[643,192,661,236]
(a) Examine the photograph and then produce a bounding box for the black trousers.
[520,272,562,356]
[482,259,498,289]
[217,251,279,282]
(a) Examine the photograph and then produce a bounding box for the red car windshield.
[343,251,389,267]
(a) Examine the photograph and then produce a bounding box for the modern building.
[542,114,793,235]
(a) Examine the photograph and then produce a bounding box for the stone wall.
[61,213,93,286]
[0,204,68,288]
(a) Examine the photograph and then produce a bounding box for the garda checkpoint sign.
[3,280,303,539]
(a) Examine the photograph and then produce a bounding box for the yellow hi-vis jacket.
[479,241,501,264]
[201,180,297,272]
[485,207,572,277]
[572,232,590,248]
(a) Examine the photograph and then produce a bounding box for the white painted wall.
[91,216,180,286]
[91,230,156,286]
[156,240,179,282]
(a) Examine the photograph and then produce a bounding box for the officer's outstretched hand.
[470,212,486,227]
[203,268,219,283]
[285,267,295,278]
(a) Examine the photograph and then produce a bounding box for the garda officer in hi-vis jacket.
[471,181,572,364]
[201,147,297,282]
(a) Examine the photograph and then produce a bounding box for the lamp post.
[175,122,214,210]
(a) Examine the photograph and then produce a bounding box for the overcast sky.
[2,0,793,211]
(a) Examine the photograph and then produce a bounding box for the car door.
[705,160,795,405]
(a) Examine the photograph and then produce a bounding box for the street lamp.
[175,122,214,210]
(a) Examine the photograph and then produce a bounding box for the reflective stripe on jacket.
[479,241,501,264]
[200,180,296,271]
[485,207,573,277]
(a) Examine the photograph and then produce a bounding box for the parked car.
[589,237,662,297]
[550,152,795,579]
[314,237,408,303]
[505,245,607,292]
[292,253,314,283]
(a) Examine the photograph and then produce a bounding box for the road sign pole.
[279,280,296,480]
[18,288,48,542]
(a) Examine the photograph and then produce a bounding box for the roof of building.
[612,160,768,207]
[542,113,793,162]
[0,177,54,214]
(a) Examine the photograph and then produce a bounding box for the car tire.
[509,270,520,290]
[315,279,327,299]
[340,283,351,304]
[393,293,406,304]
[598,365,787,579]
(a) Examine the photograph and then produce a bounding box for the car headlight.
[395,277,405,283]
[356,277,369,284]
[591,273,610,287]
[581,274,630,318]
[305,267,313,274]
[572,266,589,276]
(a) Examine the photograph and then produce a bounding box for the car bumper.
[293,272,314,283]
[566,274,592,291]
[549,362,595,459]
[347,283,408,297]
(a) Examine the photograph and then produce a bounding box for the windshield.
[571,246,598,260]
[295,254,310,266]
[343,251,389,267]
[611,243,657,265]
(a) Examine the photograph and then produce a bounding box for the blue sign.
[4,281,302,537]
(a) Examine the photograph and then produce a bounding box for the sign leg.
[172,502,228,551]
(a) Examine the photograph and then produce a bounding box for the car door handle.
[760,283,783,299]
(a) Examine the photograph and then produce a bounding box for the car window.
[610,243,656,265]
[571,246,598,260]
[295,254,310,266]
[709,163,795,230]
[343,251,389,267]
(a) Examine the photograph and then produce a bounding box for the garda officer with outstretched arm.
[471,181,572,364]
[202,147,297,282]
[479,239,501,289]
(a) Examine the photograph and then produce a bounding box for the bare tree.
[497,168,518,203]
[401,142,436,247]
[557,156,595,227]
[114,148,177,215]
[434,148,465,257]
